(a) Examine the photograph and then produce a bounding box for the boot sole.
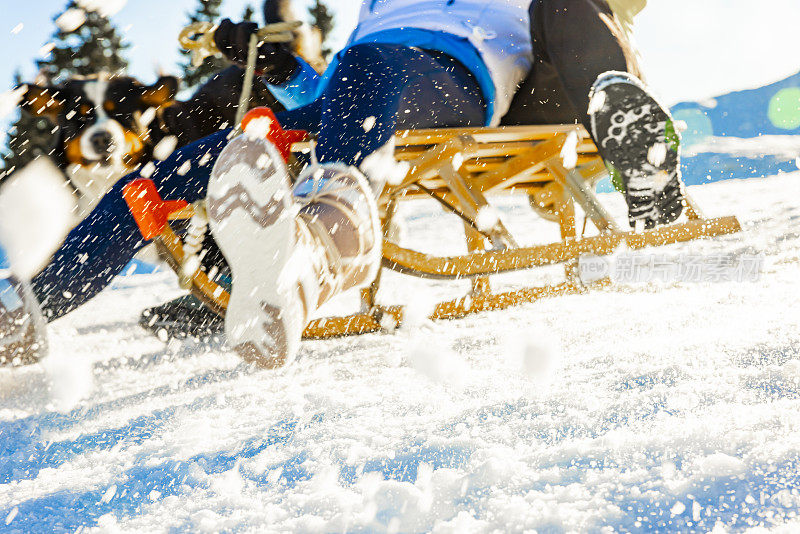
[589,71,683,227]
[206,135,303,368]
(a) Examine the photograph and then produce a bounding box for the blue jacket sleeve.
[266,58,321,110]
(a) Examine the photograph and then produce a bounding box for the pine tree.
[0,73,57,181]
[242,4,256,22]
[180,0,229,88]
[2,2,129,178]
[38,1,129,82]
[308,0,334,58]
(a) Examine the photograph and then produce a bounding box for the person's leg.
[209,43,487,366]
[315,43,486,166]
[275,98,322,133]
[508,0,683,228]
[32,130,231,320]
[505,0,639,128]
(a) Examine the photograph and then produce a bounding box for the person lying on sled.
[1,0,683,367]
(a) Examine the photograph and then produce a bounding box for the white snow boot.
[207,135,380,368]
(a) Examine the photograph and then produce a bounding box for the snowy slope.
[2,172,800,533]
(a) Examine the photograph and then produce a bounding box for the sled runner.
[124,112,741,340]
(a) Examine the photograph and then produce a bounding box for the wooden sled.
[125,122,741,340]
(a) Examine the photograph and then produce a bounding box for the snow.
[359,140,410,186]
[686,135,800,159]
[139,161,156,179]
[76,0,128,18]
[138,107,157,129]
[560,130,579,170]
[362,116,377,133]
[243,117,273,140]
[505,331,561,383]
[0,158,76,280]
[152,136,178,161]
[40,349,95,413]
[55,8,87,33]
[38,43,55,58]
[0,86,25,121]
[406,337,467,385]
[1,172,800,531]
[176,160,192,176]
[475,206,500,233]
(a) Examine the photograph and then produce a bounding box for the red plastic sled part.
[240,107,308,162]
[123,179,188,240]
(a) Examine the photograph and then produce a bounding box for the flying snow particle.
[475,206,500,232]
[100,484,117,504]
[177,160,192,176]
[359,140,410,185]
[41,350,95,412]
[452,152,465,170]
[0,158,76,279]
[647,143,667,167]
[0,86,26,120]
[39,43,56,57]
[670,501,686,516]
[699,98,718,109]
[560,130,579,170]
[256,154,272,169]
[692,501,702,522]
[5,508,18,526]
[96,514,120,531]
[402,293,436,329]
[140,162,156,178]
[181,255,202,281]
[693,453,746,478]
[139,107,157,128]
[406,337,467,385]
[198,152,213,167]
[588,90,607,114]
[56,8,87,32]
[10,24,23,35]
[244,117,272,140]
[507,331,561,383]
[77,0,128,17]
[153,135,178,161]
[362,116,376,132]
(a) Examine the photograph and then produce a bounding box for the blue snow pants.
[32,44,486,319]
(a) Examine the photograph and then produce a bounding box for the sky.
[1,0,799,108]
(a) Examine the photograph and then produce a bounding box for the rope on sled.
[234,34,259,129]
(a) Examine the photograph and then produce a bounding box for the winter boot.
[206,135,380,368]
[0,247,47,366]
[139,294,224,340]
[589,71,684,229]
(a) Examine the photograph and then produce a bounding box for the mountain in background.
[671,69,800,186]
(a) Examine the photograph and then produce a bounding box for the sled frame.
[151,124,741,339]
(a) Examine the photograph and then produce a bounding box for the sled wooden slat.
[152,123,743,342]
[380,216,742,280]
[394,124,590,146]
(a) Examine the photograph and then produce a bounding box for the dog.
[17,74,179,218]
[16,0,325,222]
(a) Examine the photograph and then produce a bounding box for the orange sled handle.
[123,179,188,240]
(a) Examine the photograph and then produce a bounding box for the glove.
[213,19,299,85]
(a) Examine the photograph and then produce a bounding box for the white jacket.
[351,0,534,125]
